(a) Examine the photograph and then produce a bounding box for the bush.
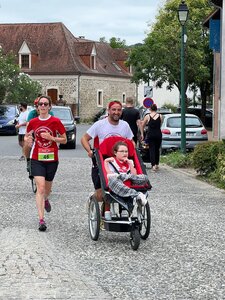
[192,141,225,175]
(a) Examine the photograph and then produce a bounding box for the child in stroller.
[104,141,149,220]
[88,136,152,250]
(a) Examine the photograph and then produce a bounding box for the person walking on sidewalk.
[15,103,29,161]
[25,95,67,231]
[121,97,141,144]
[140,104,162,171]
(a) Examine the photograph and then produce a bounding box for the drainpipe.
[77,73,81,121]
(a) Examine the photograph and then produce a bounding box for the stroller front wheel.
[88,196,100,241]
[139,201,151,240]
[130,228,140,250]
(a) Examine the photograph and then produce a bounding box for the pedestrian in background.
[121,97,140,144]
[15,103,28,161]
[140,104,162,171]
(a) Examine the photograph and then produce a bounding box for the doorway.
[47,89,58,104]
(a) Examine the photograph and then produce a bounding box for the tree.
[99,36,127,48]
[0,49,19,103]
[5,73,42,104]
[0,49,42,104]
[127,0,213,113]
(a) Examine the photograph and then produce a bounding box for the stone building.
[0,22,135,120]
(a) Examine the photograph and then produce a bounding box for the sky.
[0,0,166,45]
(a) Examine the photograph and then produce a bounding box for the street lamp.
[178,0,189,154]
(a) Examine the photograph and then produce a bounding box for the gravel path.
[0,156,225,299]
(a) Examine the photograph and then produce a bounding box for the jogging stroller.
[88,136,152,250]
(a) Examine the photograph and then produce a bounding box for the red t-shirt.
[27,116,66,162]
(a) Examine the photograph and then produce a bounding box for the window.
[21,54,30,68]
[18,41,31,69]
[122,93,126,104]
[90,45,97,69]
[97,90,103,107]
[91,55,96,69]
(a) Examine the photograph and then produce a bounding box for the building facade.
[0,22,136,120]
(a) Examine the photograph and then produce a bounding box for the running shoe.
[38,220,47,231]
[45,199,51,212]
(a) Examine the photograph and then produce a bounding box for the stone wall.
[31,74,136,120]
[32,75,78,104]
[79,75,136,120]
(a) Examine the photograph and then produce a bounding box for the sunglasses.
[38,102,49,107]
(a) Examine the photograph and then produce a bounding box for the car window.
[51,108,72,120]
[0,106,17,118]
[167,116,202,128]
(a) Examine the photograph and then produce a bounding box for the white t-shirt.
[17,110,29,134]
[87,118,133,144]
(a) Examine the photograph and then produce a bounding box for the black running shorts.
[31,159,59,182]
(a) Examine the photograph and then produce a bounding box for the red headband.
[108,101,122,109]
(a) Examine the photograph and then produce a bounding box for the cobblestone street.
[0,152,225,299]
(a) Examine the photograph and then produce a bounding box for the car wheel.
[68,140,76,149]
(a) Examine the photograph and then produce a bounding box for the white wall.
[137,81,196,108]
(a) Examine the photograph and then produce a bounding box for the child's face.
[115,145,128,161]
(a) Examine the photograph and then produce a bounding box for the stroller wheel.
[130,228,140,250]
[139,201,151,240]
[88,195,100,241]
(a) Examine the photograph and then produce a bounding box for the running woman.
[25,95,67,231]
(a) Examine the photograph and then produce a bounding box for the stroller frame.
[88,136,151,250]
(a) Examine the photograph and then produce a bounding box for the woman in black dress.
[140,104,162,171]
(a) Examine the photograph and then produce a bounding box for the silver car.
[161,113,208,152]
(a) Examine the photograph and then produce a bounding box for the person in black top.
[140,104,162,171]
[121,97,140,144]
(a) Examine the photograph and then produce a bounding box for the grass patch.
[160,151,193,168]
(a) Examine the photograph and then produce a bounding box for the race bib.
[38,148,54,161]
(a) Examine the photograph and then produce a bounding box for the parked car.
[138,113,208,162]
[139,106,172,120]
[93,108,107,122]
[177,106,213,128]
[0,104,19,135]
[161,113,208,153]
[51,106,76,149]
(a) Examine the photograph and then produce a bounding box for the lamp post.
[178,0,189,154]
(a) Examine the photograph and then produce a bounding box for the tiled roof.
[0,22,131,78]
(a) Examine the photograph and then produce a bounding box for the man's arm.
[81,133,94,158]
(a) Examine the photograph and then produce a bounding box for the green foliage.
[161,151,193,168]
[161,102,178,113]
[0,50,19,102]
[99,36,127,49]
[5,73,42,104]
[127,0,213,103]
[0,49,42,104]
[192,141,225,175]
[206,153,225,189]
